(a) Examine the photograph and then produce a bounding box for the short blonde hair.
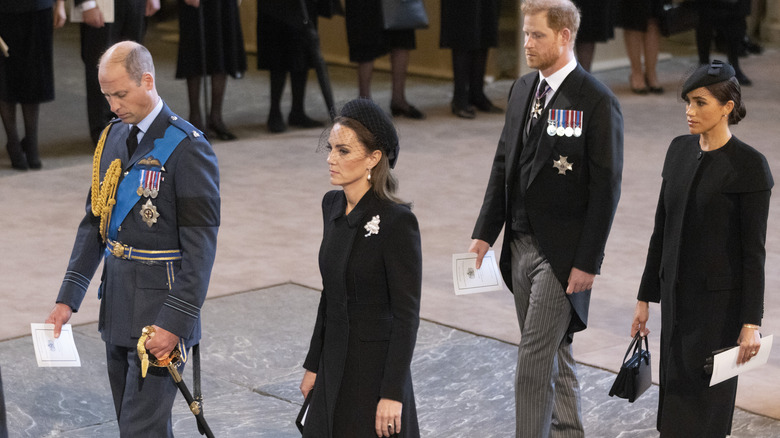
[522,0,581,41]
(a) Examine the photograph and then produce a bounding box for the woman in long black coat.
[631,61,772,437]
[300,98,421,438]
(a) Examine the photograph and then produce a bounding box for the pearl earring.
[367,168,372,181]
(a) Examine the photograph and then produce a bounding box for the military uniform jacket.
[472,64,623,334]
[302,190,422,437]
[57,102,220,349]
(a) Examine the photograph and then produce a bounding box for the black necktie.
[126,125,140,157]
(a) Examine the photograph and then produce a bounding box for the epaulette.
[166,113,206,141]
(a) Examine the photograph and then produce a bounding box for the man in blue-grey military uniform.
[45,41,220,437]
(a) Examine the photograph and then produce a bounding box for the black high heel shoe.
[390,103,426,120]
[21,138,42,169]
[645,75,664,95]
[6,141,28,170]
[267,111,287,134]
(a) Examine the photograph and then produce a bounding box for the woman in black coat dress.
[0,0,65,170]
[300,98,422,438]
[631,61,772,437]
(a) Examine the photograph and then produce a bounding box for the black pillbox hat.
[681,60,736,99]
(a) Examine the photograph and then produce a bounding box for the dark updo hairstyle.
[705,77,746,125]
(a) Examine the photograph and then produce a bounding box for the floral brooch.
[364,215,380,237]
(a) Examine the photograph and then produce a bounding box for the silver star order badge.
[553,155,573,175]
[531,101,542,119]
[140,199,160,227]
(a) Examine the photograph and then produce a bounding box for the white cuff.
[80,1,98,11]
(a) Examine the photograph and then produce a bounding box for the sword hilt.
[137,325,182,379]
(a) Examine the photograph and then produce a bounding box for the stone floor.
[3,284,780,437]
[2,16,780,438]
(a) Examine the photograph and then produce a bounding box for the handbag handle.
[622,333,649,363]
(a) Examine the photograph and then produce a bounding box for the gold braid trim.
[90,123,123,242]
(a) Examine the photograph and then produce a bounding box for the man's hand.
[82,6,105,28]
[468,239,490,269]
[566,267,594,294]
[45,303,73,338]
[144,325,179,359]
[146,0,161,16]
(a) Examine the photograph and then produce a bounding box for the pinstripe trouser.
[510,234,584,438]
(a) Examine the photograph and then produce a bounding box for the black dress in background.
[616,0,665,32]
[0,0,55,104]
[440,0,499,50]
[256,0,316,72]
[175,0,247,79]
[573,0,615,43]
[344,0,415,63]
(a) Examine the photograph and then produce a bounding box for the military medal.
[574,111,582,137]
[532,81,552,119]
[553,155,573,175]
[547,110,558,136]
[140,199,160,227]
[137,169,162,199]
[555,110,566,136]
[564,111,574,137]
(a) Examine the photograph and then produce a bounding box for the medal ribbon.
[108,125,187,241]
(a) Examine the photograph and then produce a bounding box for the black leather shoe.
[267,111,287,133]
[451,103,476,119]
[470,98,503,114]
[288,112,324,129]
[735,70,753,87]
[390,103,426,120]
[208,121,238,141]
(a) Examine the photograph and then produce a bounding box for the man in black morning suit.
[73,0,159,144]
[46,41,220,437]
[468,0,623,436]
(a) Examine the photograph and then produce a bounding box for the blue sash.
[107,125,187,241]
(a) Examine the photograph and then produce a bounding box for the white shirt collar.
[537,57,578,101]
[127,98,163,140]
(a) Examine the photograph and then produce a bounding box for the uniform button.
[124,171,129,176]
[171,116,178,121]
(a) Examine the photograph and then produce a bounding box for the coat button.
[697,151,703,160]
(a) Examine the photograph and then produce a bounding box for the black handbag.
[608,333,652,403]
[658,1,698,37]
[381,0,429,30]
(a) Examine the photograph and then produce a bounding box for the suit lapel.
[527,66,585,187]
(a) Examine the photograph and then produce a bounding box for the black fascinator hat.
[339,98,400,168]
[681,60,736,100]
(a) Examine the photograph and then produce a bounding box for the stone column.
[762,0,780,43]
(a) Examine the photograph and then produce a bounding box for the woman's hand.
[300,370,316,398]
[631,301,650,337]
[53,0,67,28]
[736,325,761,365]
[375,398,402,437]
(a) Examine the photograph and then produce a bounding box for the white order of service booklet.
[31,323,82,367]
[452,250,508,295]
